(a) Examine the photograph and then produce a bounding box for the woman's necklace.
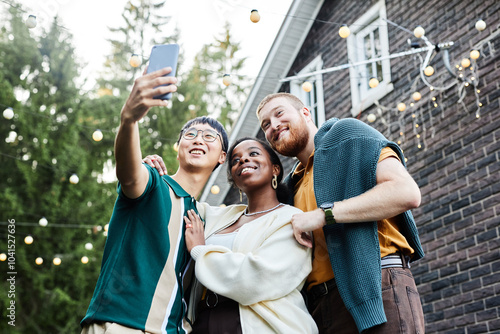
[243,203,284,216]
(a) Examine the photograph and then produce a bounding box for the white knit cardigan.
[187,203,318,334]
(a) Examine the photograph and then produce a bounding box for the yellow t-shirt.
[293,147,414,289]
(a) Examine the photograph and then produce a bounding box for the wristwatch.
[320,202,337,225]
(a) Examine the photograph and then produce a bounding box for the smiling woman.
[182,137,318,333]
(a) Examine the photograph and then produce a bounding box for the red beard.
[270,121,309,157]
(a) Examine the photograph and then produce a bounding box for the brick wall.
[279,0,500,332]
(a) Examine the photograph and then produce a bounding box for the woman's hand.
[184,209,205,252]
[143,154,168,176]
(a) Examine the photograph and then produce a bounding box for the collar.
[162,174,191,198]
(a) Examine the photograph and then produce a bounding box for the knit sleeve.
[191,214,312,306]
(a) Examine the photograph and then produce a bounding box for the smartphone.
[146,44,179,100]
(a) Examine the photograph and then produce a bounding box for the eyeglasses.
[182,127,224,149]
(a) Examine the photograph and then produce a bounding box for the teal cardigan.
[283,118,424,333]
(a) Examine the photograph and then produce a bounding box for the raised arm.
[115,67,177,199]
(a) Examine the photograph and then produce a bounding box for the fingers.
[295,231,313,248]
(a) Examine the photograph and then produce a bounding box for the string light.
[368,77,379,88]
[470,50,480,60]
[81,256,89,264]
[173,142,179,152]
[397,103,406,112]
[412,92,422,101]
[25,15,37,29]
[424,66,434,76]
[367,113,376,123]
[85,242,93,250]
[39,217,48,227]
[129,54,141,67]
[250,9,260,23]
[25,235,34,245]
[35,257,43,265]
[413,26,425,38]
[338,25,350,38]
[53,257,62,265]
[69,174,79,184]
[210,185,220,195]
[3,107,14,119]
[0,253,6,261]
[461,58,471,68]
[475,19,486,31]
[222,74,232,86]
[92,129,103,142]
[302,81,313,92]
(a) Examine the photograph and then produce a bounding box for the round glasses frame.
[182,128,224,149]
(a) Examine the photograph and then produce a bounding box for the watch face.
[321,203,334,210]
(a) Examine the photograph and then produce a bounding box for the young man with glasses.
[81,67,228,334]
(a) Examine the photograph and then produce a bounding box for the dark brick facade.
[227,0,500,332]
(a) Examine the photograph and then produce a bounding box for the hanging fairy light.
[81,256,89,264]
[3,107,14,120]
[424,65,435,76]
[85,242,93,250]
[35,257,43,265]
[53,257,62,265]
[69,174,79,184]
[461,58,471,68]
[302,81,313,92]
[250,9,260,23]
[129,54,141,67]
[368,77,379,88]
[413,26,425,38]
[210,185,220,195]
[25,235,34,245]
[397,103,406,112]
[339,25,350,38]
[0,253,6,261]
[412,92,422,101]
[470,50,480,60]
[39,217,48,227]
[475,19,486,31]
[367,113,377,123]
[222,74,232,86]
[25,15,37,29]
[92,129,103,142]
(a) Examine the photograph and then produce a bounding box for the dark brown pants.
[191,292,242,334]
[307,268,425,334]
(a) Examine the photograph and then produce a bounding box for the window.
[290,55,326,126]
[347,0,393,116]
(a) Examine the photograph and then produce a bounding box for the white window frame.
[347,0,393,116]
[290,55,326,126]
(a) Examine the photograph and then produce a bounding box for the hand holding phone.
[146,44,179,100]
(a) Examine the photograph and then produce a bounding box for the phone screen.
[146,44,179,100]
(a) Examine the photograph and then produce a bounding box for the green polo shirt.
[82,164,196,333]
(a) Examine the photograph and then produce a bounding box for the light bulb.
[413,26,425,38]
[302,81,313,92]
[0,253,6,261]
[339,25,350,38]
[250,9,260,23]
[475,19,486,31]
[461,58,471,68]
[129,54,141,67]
[368,77,379,88]
[470,50,480,60]
[69,174,79,184]
[81,256,89,264]
[39,217,48,227]
[173,142,179,152]
[210,185,220,195]
[26,15,37,29]
[424,65,434,76]
[35,257,43,265]
[53,257,61,265]
[3,107,14,119]
[412,92,421,101]
[25,235,34,245]
[397,103,406,112]
[85,242,93,250]
[222,74,232,86]
[92,129,103,142]
[367,114,376,123]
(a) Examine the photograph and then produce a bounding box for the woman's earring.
[239,189,243,202]
[272,175,278,190]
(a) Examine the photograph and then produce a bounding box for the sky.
[14,0,294,88]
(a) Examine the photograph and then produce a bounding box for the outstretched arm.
[292,157,421,247]
[115,67,177,199]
